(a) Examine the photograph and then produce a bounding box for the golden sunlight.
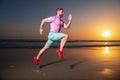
[103,31,110,37]
[105,47,109,54]
[100,68,114,76]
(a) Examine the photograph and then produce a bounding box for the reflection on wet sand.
[104,47,109,54]
[99,68,115,77]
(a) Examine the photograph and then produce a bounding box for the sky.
[0,0,120,40]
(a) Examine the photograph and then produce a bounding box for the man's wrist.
[69,20,72,22]
[40,27,43,30]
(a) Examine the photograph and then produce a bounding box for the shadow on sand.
[40,59,85,69]
[70,61,85,70]
[40,59,66,69]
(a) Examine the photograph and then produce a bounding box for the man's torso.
[48,16,64,32]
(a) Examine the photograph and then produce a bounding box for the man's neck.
[56,14,61,18]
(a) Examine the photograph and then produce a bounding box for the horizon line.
[0,39,120,42]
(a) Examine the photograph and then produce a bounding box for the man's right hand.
[40,29,43,35]
[68,13,72,21]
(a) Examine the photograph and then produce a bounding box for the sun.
[103,31,110,37]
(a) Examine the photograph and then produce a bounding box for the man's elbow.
[42,19,46,22]
[64,26,69,29]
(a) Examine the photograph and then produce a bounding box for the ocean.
[0,40,120,48]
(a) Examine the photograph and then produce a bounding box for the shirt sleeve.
[47,16,55,22]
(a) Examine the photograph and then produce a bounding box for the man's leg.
[37,45,49,60]
[60,34,69,52]
[34,39,53,65]
[56,34,68,59]
[37,39,53,59]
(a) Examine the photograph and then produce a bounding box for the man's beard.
[60,14,63,17]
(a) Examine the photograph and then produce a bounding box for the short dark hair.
[56,8,63,12]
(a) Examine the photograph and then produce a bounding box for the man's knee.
[43,46,50,50]
[63,34,69,39]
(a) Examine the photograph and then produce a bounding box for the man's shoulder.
[47,16,56,20]
[48,16,56,18]
[47,16,56,22]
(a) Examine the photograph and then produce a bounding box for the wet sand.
[0,47,120,80]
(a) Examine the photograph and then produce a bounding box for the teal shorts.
[45,32,64,46]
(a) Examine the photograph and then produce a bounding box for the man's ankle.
[59,48,63,52]
[36,56,39,60]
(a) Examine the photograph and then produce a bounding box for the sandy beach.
[0,47,120,80]
[1,0,120,79]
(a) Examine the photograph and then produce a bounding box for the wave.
[0,39,120,48]
[1,39,120,42]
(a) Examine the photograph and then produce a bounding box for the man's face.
[57,10,64,17]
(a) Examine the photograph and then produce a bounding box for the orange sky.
[0,0,120,40]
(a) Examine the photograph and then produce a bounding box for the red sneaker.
[56,49,63,59]
[33,56,39,65]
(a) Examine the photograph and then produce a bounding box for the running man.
[34,8,72,65]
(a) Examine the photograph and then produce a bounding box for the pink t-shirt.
[47,16,64,32]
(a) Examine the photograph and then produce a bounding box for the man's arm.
[63,14,72,29]
[40,18,49,35]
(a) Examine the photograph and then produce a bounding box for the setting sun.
[103,31,111,37]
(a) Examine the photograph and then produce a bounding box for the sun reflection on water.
[105,47,109,54]
[98,68,116,80]
[100,68,114,76]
